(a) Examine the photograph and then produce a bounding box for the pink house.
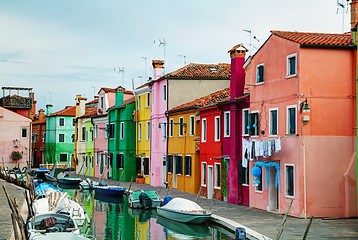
[0,106,32,168]
[245,31,356,217]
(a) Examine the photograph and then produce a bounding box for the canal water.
[58,186,235,240]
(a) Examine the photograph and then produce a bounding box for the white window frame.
[146,121,150,141]
[184,155,192,177]
[286,105,297,135]
[120,122,124,140]
[224,111,230,137]
[269,107,278,137]
[21,127,28,139]
[59,133,65,143]
[137,95,141,110]
[169,118,174,137]
[201,118,207,142]
[285,164,295,198]
[242,108,250,136]
[163,84,167,101]
[286,53,297,78]
[59,118,65,127]
[179,117,184,137]
[256,63,265,84]
[214,162,221,189]
[214,116,220,141]
[189,115,195,136]
[138,122,142,141]
[201,162,207,187]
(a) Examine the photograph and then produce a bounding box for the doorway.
[162,156,167,186]
[268,166,279,212]
[173,156,177,189]
[207,165,214,199]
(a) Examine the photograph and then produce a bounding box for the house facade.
[134,82,151,184]
[31,109,46,168]
[0,106,31,168]
[245,31,356,217]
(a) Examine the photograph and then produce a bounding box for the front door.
[173,157,177,189]
[108,153,113,178]
[207,165,214,199]
[268,166,279,211]
[162,156,167,186]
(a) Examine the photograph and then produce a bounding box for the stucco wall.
[92,116,108,179]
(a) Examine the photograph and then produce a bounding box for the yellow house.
[166,106,200,195]
[134,82,151,184]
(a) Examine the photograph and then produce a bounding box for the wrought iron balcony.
[0,95,33,109]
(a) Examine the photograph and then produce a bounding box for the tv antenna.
[142,57,147,81]
[154,38,167,74]
[243,29,252,56]
[253,36,260,49]
[336,0,349,33]
[114,67,125,87]
[178,54,186,66]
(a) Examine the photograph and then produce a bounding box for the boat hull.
[94,186,126,196]
[128,190,162,209]
[58,178,81,185]
[157,207,211,224]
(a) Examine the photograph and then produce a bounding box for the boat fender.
[163,196,173,206]
[139,192,152,209]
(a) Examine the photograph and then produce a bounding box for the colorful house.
[245,30,356,217]
[0,106,32,168]
[0,87,36,119]
[107,88,135,181]
[45,104,75,167]
[134,82,151,184]
[31,109,46,168]
[149,60,231,187]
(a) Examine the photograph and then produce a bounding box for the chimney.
[29,92,36,119]
[75,95,87,118]
[115,88,124,107]
[46,104,53,116]
[351,0,358,38]
[152,60,164,80]
[228,44,248,100]
[38,109,45,121]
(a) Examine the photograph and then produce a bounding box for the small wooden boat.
[128,190,162,209]
[35,182,63,197]
[156,197,212,224]
[94,185,126,196]
[57,176,82,185]
[79,178,99,190]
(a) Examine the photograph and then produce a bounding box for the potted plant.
[10,151,23,161]
[136,174,145,184]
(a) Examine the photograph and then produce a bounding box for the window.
[243,109,249,136]
[163,84,167,101]
[201,162,207,186]
[136,157,141,174]
[96,152,99,165]
[224,111,230,137]
[72,118,76,126]
[137,95,141,109]
[179,117,184,137]
[146,93,150,107]
[71,134,75,143]
[255,166,263,192]
[162,123,167,140]
[59,134,65,143]
[146,121,150,140]
[269,108,278,136]
[82,127,86,141]
[95,125,98,138]
[243,162,249,185]
[138,122,142,141]
[287,105,297,135]
[285,165,294,197]
[21,128,28,138]
[120,122,124,139]
[90,128,94,141]
[116,154,124,169]
[201,119,207,142]
[189,115,195,136]
[143,157,149,175]
[249,112,259,136]
[167,155,173,173]
[59,118,65,126]
[169,119,174,137]
[32,134,37,143]
[287,53,297,77]
[256,63,264,83]
[43,132,46,142]
[109,123,115,139]
[215,116,220,141]
[100,96,104,108]
[184,156,192,176]
[214,163,221,188]
[175,155,183,175]
[59,153,67,162]
[105,124,108,138]
[85,130,88,142]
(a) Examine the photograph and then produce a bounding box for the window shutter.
[290,108,296,134]
[238,160,245,184]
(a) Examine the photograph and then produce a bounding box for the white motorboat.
[156,197,212,224]
[79,178,99,190]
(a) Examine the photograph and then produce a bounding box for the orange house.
[245,31,356,218]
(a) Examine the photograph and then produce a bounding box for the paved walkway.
[92,175,358,240]
[0,179,26,240]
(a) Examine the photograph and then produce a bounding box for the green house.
[45,104,76,167]
[107,90,136,182]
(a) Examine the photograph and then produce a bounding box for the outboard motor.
[139,192,152,209]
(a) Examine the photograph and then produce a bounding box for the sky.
[0,0,352,112]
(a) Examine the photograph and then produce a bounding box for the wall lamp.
[300,98,310,113]
[158,122,186,129]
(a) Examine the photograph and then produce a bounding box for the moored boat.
[94,185,126,196]
[79,178,99,190]
[58,176,82,185]
[156,197,212,224]
[128,190,162,209]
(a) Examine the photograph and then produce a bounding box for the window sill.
[255,82,264,86]
[146,139,149,141]
[255,189,263,193]
[285,195,295,199]
[268,134,278,138]
[214,186,221,190]
[201,184,206,187]
[224,135,230,138]
[286,133,298,136]
[214,139,220,142]
[242,183,249,187]
[286,74,297,79]
[185,175,191,177]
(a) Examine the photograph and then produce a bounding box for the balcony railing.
[0,96,33,109]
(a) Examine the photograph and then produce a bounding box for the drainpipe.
[353,31,358,213]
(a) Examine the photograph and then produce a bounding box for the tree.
[10,151,23,161]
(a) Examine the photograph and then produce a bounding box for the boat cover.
[161,197,203,211]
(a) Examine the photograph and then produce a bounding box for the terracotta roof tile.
[271,31,352,46]
[80,107,97,118]
[135,81,151,90]
[168,88,230,113]
[99,86,133,94]
[157,63,231,81]
[50,106,76,117]
[120,97,135,107]
[86,99,98,105]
